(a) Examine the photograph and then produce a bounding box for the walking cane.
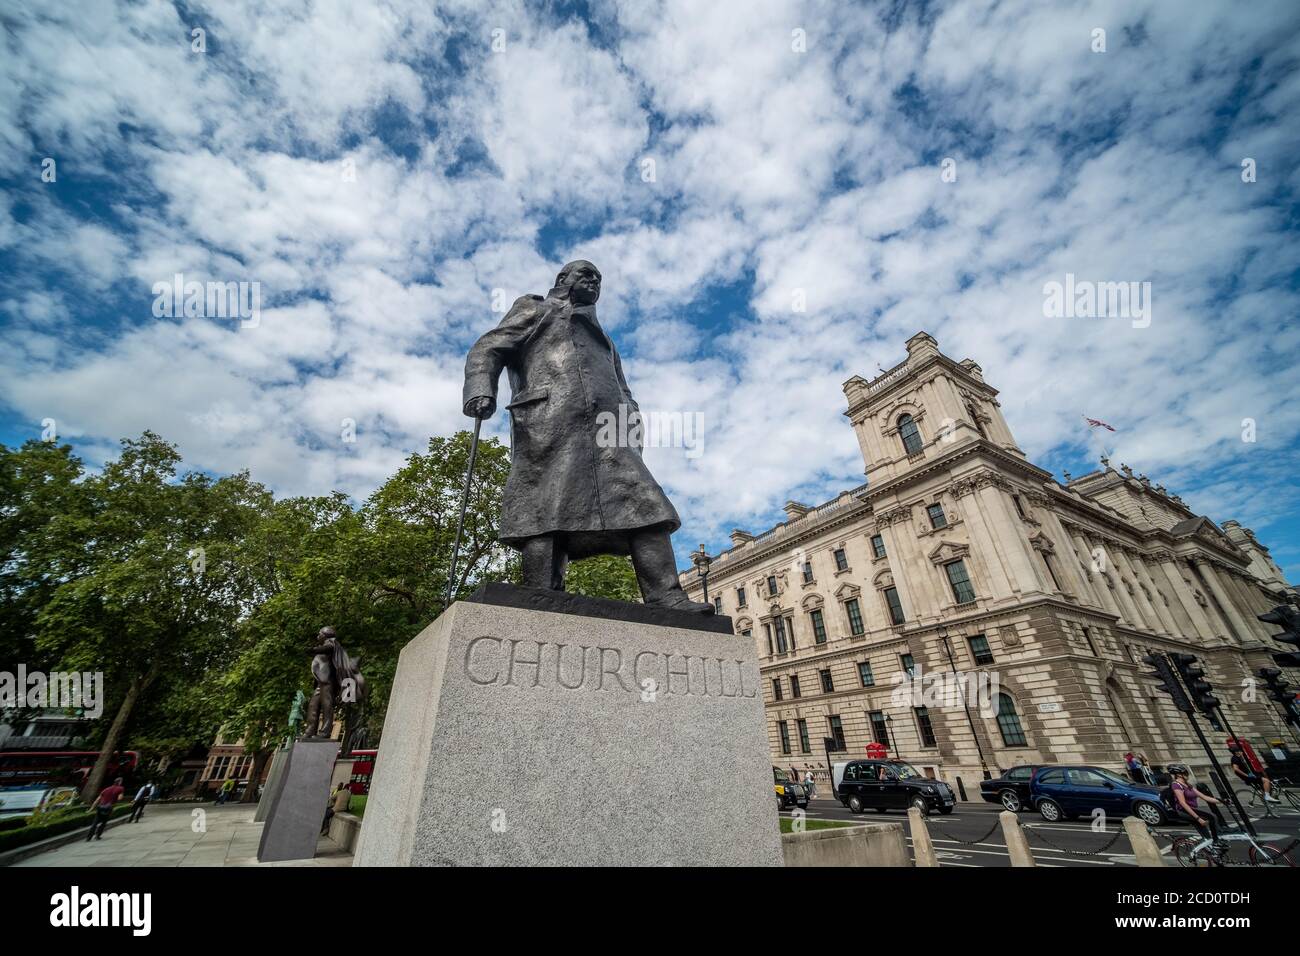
[445,415,483,608]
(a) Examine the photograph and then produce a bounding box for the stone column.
[1157,556,1219,642]
[1073,531,1125,621]
[1114,549,1163,634]
[1193,558,1253,646]
[952,481,1015,600]
[977,479,1044,595]
[879,507,927,621]
[1131,554,1181,636]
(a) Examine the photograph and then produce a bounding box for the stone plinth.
[256,739,338,862]
[354,598,782,866]
[254,746,290,823]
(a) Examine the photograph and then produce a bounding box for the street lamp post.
[885,713,900,758]
[690,543,712,604]
[938,625,994,780]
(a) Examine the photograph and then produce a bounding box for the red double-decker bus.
[0,750,140,789]
[346,749,377,795]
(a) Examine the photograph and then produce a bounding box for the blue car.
[1029,765,1169,826]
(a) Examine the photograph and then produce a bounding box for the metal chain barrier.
[1022,821,1128,858]
[923,816,1004,847]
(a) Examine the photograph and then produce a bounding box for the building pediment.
[927,540,970,565]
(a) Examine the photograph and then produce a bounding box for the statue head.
[552,260,601,305]
[318,625,337,642]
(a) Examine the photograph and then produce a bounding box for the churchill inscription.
[463,636,758,698]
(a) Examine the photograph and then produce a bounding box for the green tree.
[28,432,270,802]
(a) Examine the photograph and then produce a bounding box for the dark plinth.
[256,739,339,862]
[253,747,290,823]
[465,581,734,634]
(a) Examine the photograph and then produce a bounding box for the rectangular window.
[763,623,773,656]
[968,634,994,666]
[772,678,783,702]
[774,616,788,654]
[1012,494,1027,519]
[833,548,848,571]
[901,653,916,678]
[945,559,977,605]
[767,575,778,596]
[858,661,875,686]
[871,534,887,558]
[828,715,846,751]
[713,596,723,613]
[914,707,937,747]
[883,587,906,625]
[819,668,834,693]
[802,561,814,583]
[927,503,947,529]
[736,586,746,607]
[797,719,811,753]
[779,721,791,755]
[1082,626,1099,656]
[791,675,801,698]
[1042,553,1062,591]
[741,628,752,644]
[786,616,796,650]
[810,608,827,644]
[869,710,889,746]
[846,597,865,635]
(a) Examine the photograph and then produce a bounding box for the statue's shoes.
[646,593,715,614]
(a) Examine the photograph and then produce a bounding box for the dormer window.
[898,414,923,455]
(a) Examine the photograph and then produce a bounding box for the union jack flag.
[1083,416,1116,432]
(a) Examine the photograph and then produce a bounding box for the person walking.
[322,782,351,834]
[1136,753,1156,787]
[1123,752,1142,783]
[85,777,125,841]
[215,778,236,805]
[803,769,817,801]
[128,781,155,822]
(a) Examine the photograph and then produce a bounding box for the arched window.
[898,414,923,455]
[996,693,1027,746]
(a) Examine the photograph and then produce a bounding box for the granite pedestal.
[354,596,783,866]
[253,746,290,823]
[256,739,338,862]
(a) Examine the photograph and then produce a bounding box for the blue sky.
[1,0,1298,577]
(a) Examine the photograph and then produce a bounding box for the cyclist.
[1170,764,1225,851]
[1228,742,1279,803]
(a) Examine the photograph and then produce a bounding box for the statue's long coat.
[463,293,679,557]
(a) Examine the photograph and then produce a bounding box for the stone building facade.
[680,332,1297,797]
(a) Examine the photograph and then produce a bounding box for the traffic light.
[1142,652,1193,713]
[1169,652,1220,715]
[1257,667,1299,726]
[1258,605,1300,668]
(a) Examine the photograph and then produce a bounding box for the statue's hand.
[464,396,496,419]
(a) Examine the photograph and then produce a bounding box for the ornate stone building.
[681,332,1297,797]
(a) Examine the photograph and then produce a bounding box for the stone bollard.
[999,810,1036,866]
[908,806,939,867]
[1123,816,1166,866]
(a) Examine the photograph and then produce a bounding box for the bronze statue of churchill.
[462,260,711,614]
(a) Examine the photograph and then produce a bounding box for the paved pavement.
[13,803,351,867]
[781,795,1300,867]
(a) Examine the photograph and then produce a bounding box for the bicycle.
[1233,776,1300,816]
[1170,822,1294,867]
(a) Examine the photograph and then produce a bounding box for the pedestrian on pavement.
[1123,751,1142,783]
[803,769,816,800]
[1136,753,1156,786]
[128,781,155,822]
[322,782,351,834]
[215,778,236,805]
[85,777,125,841]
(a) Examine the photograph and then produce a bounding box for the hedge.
[0,802,133,854]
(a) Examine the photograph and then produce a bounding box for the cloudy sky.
[1,0,1298,576]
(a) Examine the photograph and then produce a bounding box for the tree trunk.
[240,747,273,803]
[79,673,145,804]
